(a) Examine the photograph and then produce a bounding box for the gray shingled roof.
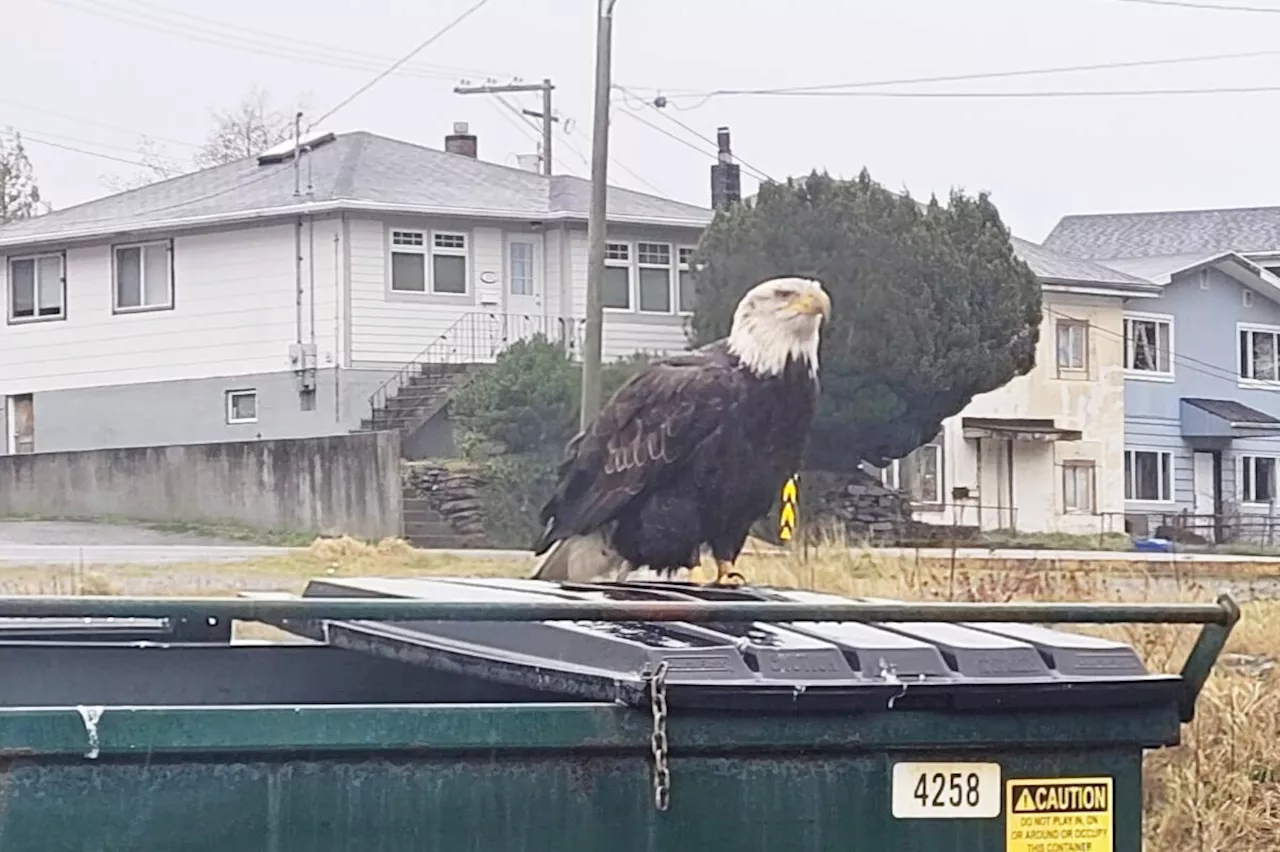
[1183,398,1280,426]
[0,131,713,248]
[1043,206,1280,261]
[1009,236,1155,289]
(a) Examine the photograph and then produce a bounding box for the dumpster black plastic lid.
[290,576,1180,712]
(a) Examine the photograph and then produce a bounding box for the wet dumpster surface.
[0,578,1235,852]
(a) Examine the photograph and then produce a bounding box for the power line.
[613,85,774,183]
[1115,0,1280,12]
[655,84,1280,100]
[20,133,156,168]
[43,0,511,84]
[615,106,777,190]
[634,46,1280,107]
[311,0,497,128]
[0,98,200,150]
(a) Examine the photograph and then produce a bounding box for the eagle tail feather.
[529,531,631,583]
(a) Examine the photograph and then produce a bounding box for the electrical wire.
[311,0,496,128]
[614,107,776,188]
[20,133,158,168]
[634,46,1280,108]
[1115,0,1280,12]
[613,85,774,183]
[43,0,512,84]
[0,98,200,150]
[652,84,1280,101]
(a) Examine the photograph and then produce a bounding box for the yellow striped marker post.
[779,475,798,542]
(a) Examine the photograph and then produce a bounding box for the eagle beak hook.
[793,290,831,320]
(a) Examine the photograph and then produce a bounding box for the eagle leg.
[713,559,746,586]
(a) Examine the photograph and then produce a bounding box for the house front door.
[1192,451,1218,542]
[504,238,545,344]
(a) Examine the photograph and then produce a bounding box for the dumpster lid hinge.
[643,660,671,812]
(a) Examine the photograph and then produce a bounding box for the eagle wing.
[535,347,742,550]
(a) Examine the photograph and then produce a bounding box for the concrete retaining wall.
[0,432,403,541]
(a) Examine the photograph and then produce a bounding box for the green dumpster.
[0,577,1236,851]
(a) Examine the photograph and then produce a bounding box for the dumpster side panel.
[0,749,1142,852]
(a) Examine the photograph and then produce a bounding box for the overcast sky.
[7,0,1280,241]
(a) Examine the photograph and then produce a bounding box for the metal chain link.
[646,660,671,812]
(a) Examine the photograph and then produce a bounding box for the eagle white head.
[726,276,831,377]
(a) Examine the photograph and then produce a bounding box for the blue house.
[1045,207,1280,543]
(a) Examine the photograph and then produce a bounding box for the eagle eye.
[775,289,796,299]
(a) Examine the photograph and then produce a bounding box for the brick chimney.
[710,126,741,211]
[445,121,478,158]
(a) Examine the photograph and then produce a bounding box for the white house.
[0,126,713,456]
[877,237,1163,534]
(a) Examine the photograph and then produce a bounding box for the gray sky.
[8,0,1280,242]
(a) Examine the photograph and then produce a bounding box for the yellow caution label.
[779,475,798,541]
[1006,777,1113,852]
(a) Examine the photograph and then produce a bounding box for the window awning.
[961,417,1083,442]
[1180,397,1280,439]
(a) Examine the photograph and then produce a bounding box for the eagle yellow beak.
[791,289,831,319]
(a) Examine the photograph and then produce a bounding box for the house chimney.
[710,126,741,211]
[445,121,478,158]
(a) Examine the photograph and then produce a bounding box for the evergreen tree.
[689,169,1041,471]
[0,130,49,224]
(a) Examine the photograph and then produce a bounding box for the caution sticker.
[1005,776,1113,852]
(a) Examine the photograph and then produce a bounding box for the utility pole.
[579,0,617,428]
[454,78,556,175]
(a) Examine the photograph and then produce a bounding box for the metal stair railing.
[368,311,587,429]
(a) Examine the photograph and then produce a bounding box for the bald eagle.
[530,276,831,586]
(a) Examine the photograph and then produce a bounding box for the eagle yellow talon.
[714,559,746,586]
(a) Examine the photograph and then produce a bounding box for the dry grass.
[5,532,1278,850]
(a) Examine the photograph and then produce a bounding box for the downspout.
[309,214,317,347]
[975,439,983,530]
[294,217,303,346]
[334,229,341,424]
[1007,439,1016,532]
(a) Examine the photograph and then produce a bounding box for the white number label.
[891,761,1002,819]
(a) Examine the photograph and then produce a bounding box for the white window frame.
[1239,454,1278,505]
[225,389,258,425]
[677,246,696,315]
[1237,322,1280,387]
[1124,448,1175,503]
[112,239,174,314]
[6,252,66,324]
[635,241,674,314]
[1062,460,1096,514]
[507,240,536,299]
[1122,312,1174,381]
[386,228,471,297]
[430,231,469,296]
[1054,318,1088,375]
[603,241,632,312]
[882,440,944,506]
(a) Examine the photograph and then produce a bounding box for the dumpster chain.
[645,660,671,812]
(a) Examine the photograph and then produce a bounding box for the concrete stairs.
[402,495,477,549]
[359,364,479,437]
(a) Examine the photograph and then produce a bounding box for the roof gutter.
[0,199,714,251]
[1040,280,1163,299]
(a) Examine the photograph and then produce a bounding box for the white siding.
[0,219,341,394]
[564,228,696,361]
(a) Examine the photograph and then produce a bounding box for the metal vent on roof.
[257,131,337,165]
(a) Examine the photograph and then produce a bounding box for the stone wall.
[802,468,977,545]
[402,460,488,540]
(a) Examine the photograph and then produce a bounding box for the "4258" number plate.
[891,761,1002,819]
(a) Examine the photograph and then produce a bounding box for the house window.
[1239,325,1280,383]
[1124,449,1173,502]
[226,390,258,425]
[677,246,696,314]
[113,240,173,312]
[432,232,468,294]
[509,241,534,297]
[887,440,943,504]
[7,254,64,322]
[1055,320,1087,373]
[1123,315,1173,375]
[637,242,672,313]
[1240,455,1277,504]
[603,242,631,310]
[1062,461,1096,513]
[389,230,468,294]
